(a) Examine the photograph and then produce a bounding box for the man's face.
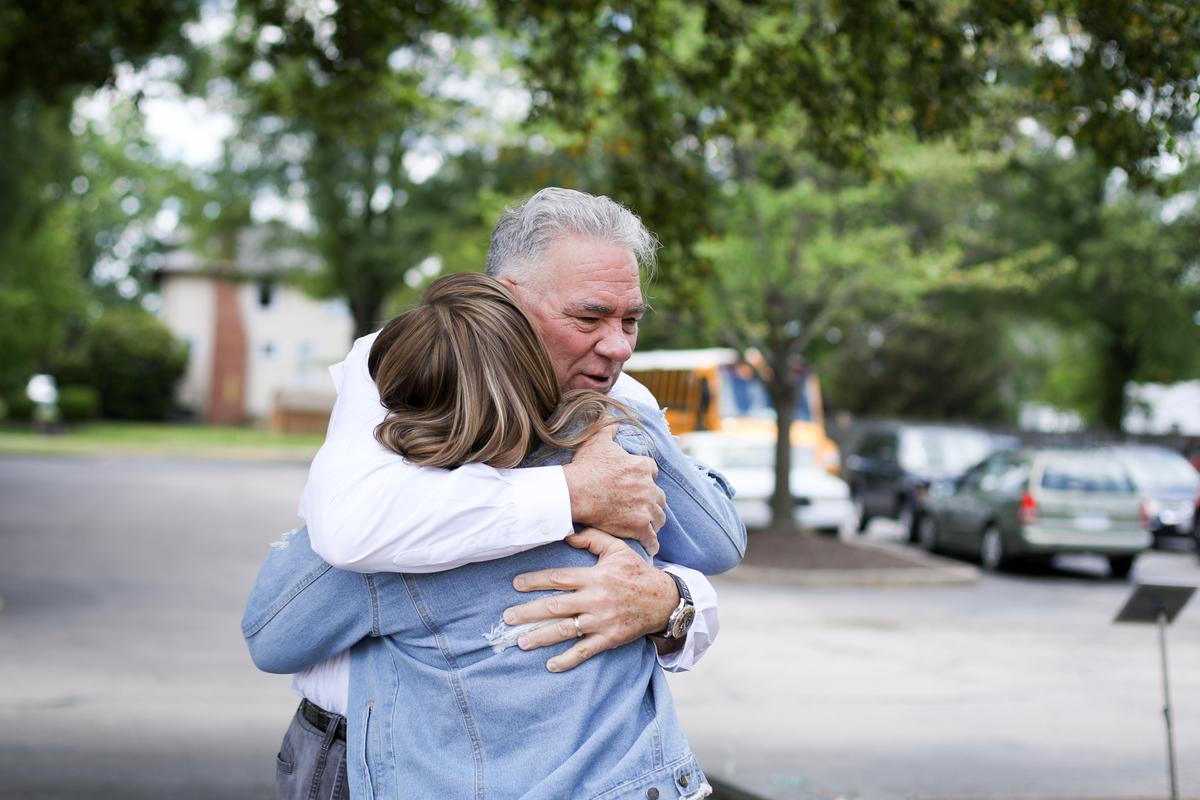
[501,235,644,393]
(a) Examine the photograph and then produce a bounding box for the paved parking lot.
[1,454,1198,799]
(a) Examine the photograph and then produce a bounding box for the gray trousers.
[276,703,350,800]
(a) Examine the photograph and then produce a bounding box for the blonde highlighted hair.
[368,272,633,469]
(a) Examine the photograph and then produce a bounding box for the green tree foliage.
[822,316,1016,423]
[83,308,187,420]
[0,0,199,391]
[695,150,976,529]
[496,0,1200,282]
[694,140,1062,529]
[0,0,198,102]
[0,198,87,391]
[988,153,1200,429]
[224,0,481,338]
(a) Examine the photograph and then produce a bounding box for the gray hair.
[484,187,659,284]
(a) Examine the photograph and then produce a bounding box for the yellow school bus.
[623,348,841,474]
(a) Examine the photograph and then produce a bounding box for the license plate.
[1074,514,1111,531]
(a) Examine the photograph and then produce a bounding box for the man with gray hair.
[251,187,744,799]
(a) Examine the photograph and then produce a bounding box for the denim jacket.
[243,401,746,799]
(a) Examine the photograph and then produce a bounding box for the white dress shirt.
[292,332,720,715]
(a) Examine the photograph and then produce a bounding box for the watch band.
[667,570,692,606]
[657,572,696,640]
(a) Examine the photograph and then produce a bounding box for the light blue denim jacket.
[243,401,746,800]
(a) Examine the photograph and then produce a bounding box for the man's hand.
[562,426,665,556]
[501,528,680,672]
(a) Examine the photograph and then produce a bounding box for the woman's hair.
[367,272,633,469]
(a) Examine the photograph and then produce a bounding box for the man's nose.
[595,324,633,362]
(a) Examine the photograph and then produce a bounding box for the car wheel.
[852,492,870,534]
[1108,555,1135,580]
[917,514,939,552]
[979,524,1007,572]
[816,527,840,537]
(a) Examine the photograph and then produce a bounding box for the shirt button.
[678,773,690,788]
[645,789,659,800]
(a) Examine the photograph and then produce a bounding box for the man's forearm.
[306,456,573,573]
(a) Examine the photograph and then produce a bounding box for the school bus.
[623,348,841,474]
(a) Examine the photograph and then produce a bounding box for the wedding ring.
[572,616,584,638]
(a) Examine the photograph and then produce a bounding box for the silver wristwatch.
[657,572,696,640]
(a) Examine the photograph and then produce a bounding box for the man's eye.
[623,318,640,329]
[577,317,599,324]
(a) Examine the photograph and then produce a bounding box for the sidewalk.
[727,528,980,586]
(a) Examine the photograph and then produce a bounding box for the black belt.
[300,698,346,742]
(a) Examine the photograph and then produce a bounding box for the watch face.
[670,605,697,639]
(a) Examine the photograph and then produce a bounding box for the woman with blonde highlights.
[245,270,741,799]
[367,272,630,470]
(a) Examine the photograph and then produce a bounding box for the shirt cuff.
[655,563,719,673]
[503,464,574,544]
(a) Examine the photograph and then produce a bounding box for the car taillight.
[1019,492,1038,525]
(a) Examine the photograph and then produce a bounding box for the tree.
[695,140,1058,531]
[222,0,483,338]
[0,0,200,390]
[497,0,1200,278]
[821,316,1017,423]
[987,152,1200,429]
[693,154,959,531]
[0,0,199,103]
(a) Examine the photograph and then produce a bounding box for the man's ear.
[496,276,518,293]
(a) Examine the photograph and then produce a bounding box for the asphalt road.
[1,454,1198,799]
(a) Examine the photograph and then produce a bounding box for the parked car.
[1106,445,1199,549]
[917,448,1150,578]
[678,431,854,534]
[843,423,1009,540]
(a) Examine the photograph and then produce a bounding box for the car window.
[858,432,894,461]
[983,458,1029,494]
[1039,456,1135,493]
[1116,450,1200,490]
[959,460,990,490]
[899,428,996,473]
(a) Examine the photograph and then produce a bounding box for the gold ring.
[572,616,584,638]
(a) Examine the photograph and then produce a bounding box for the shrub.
[51,351,93,387]
[5,389,35,421]
[58,385,101,422]
[86,308,188,420]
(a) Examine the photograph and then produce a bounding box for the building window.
[258,280,275,308]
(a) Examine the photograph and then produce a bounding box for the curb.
[724,538,981,587]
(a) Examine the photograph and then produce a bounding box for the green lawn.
[0,422,324,461]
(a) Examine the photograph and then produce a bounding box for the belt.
[300,698,346,742]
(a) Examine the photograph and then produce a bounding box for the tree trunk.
[767,369,798,534]
[350,293,384,341]
[1098,335,1139,432]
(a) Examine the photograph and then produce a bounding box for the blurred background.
[2,1,1200,798]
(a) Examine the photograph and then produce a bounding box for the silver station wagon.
[918,448,1150,578]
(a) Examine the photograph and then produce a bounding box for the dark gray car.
[918,448,1150,578]
[843,423,1006,540]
